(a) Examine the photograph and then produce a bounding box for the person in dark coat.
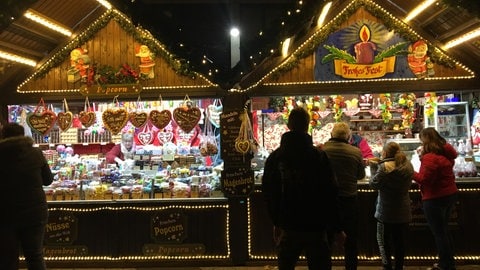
[262,107,345,270]
[413,127,458,270]
[369,141,414,270]
[0,122,53,270]
[321,122,366,270]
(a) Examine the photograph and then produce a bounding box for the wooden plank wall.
[20,19,213,93]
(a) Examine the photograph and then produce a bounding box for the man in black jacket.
[0,123,53,270]
[262,107,345,270]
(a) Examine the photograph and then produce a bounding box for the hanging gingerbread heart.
[137,131,153,145]
[234,108,257,155]
[57,99,73,132]
[173,106,201,133]
[57,111,73,131]
[207,99,222,128]
[102,108,128,135]
[79,111,96,128]
[27,98,57,136]
[28,111,57,136]
[79,97,96,128]
[129,111,148,128]
[157,131,174,144]
[149,109,172,130]
[235,139,250,154]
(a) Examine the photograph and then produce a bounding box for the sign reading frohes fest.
[220,110,255,197]
[79,84,142,97]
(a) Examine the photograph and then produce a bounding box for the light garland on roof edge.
[236,0,471,93]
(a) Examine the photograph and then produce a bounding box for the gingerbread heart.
[137,131,153,145]
[207,104,222,128]
[102,108,128,135]
[27,111,57,136]
[57,111,73,131]
[79,111,96,128]
[129,111,148,128]
[173,106,201,133]
[157,131,173,144]
[235,139,250,154]
[149,110,172,130]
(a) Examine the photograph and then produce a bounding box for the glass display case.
[424,101,471,144]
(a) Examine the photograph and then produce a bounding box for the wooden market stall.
[5,8,248,269]
[220,0,480,266]
[3,0,480,268]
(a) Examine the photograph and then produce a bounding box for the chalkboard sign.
[45,213,78,245]
[221,166,255,197]
[151,210,187,243]
[220,110,252,166]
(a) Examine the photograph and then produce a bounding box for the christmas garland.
[271,0,459,80]
[32,10,195,80]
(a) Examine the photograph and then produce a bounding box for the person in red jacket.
[106,132,136,166]
[350,133,375,159]
[413,127,458,270]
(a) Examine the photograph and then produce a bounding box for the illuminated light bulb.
[24,10,72,36]
[0,50,37,66]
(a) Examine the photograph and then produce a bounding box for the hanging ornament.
[137,123,154,145]
[27,98,57,136]
[207,98,222,128]
[157,130,174,145]
[129,95,148,128]
[234,103,258,156]
[57,98,73,132]
[173,94,201,133]
[102,95,128,135]
[79,97,96,128]
[200,110,218,156]
[149,94,172,130]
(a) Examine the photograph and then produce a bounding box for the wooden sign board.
[220,110,252,166]
[80,84,142,97]
[221,166,255,197]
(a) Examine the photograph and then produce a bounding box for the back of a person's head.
[384,141,407,165]
[1,122,25,139]
[419,127,445,154]
[287,107,310,132]
[331,122,351,141]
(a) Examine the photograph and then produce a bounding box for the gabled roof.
[238,0,480,96]
[14,9,221,103]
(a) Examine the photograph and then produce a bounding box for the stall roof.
[0,0,479,101]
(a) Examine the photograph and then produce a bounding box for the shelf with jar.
[347,109,405,133]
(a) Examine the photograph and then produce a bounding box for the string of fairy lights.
[234,0,475,93]
[2,0,479,93]
[19,203,231,262]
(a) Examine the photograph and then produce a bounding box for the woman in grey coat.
[369,141,414,270]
